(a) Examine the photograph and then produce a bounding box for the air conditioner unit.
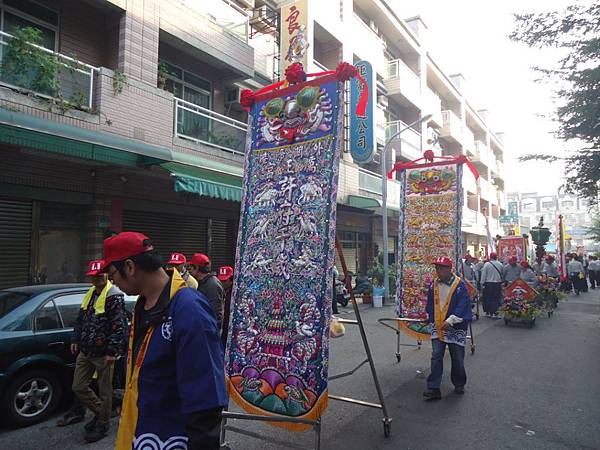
[377,94,388,108]
[225,86,242,105]
[369,20,379,34]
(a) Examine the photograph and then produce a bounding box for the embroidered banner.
[396,162,463,340]
[225,75,342,430]
[497,236,527,264]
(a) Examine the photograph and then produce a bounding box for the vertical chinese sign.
[396,162,464,340]
[350,60,375,164]
[225,74,343,430]
[280,0,309,76]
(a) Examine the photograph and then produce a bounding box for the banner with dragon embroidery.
[225,75,342,430]
[396,162,463,340]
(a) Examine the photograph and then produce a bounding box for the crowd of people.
[57,232,234,449]
[459,251,596,318]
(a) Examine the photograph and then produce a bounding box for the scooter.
[335,278,351,307]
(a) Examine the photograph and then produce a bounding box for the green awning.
[348,195,382,209]
[348,195,400,213]
[161,162,243,202]
[0,108,172,165]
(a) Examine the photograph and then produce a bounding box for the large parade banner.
[225,74,343,430]
[394,156,474,340]
[497,236,527,264]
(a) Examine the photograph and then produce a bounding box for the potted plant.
[499,294,541,328]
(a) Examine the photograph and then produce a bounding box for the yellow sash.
[115,269,187,450]
[80,281,113,315]
[433,275,461,341]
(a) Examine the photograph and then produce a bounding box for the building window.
[1,0,59,50]
[541,200,554,210]
[162,60,213,141]
[161,60,211,107]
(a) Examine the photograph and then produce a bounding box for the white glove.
[444,314,463,326]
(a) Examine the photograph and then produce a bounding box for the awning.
[348,195,400,213]
[161,162,243,202]
[0,108,172,166]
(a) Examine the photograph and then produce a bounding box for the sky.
[398,0,574,196]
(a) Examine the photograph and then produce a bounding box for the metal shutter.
[123,210,208,262]
[209,218,237,269]
[0,199,32,288]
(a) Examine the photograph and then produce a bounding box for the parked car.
[0,284,136,427]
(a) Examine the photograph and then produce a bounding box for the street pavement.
[1,290,598,450]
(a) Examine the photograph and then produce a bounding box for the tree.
[586,217,600,244]
[510,2,600,205]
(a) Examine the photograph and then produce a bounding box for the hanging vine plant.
[0,27,60,97]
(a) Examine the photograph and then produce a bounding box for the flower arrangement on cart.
[499,294,541,328]
[534,275,564,317]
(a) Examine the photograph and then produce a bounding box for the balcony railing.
[174,98,247,155]
[385,120,421,153]
[181,0,249,42]
[0,31,97,109]
[359,168,382,195]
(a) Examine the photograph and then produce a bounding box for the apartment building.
[0,0,506,288]
[508,192,598,253]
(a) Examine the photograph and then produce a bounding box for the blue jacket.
[426,276,473,333]
[116,270,227,449]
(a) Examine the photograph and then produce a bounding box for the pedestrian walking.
[69,259,126,442]
[217,265,234,349]
[188,253,225,329]
[461,255,477,287]
[167,252,198,289]
[502,256,520,285]
[542,255,560,278]
[480,252,504,318]
[568,254,586,295]
[101,232,227,450]
[519,261,537,288]
[423,256,472,401]
[588,256,599,289]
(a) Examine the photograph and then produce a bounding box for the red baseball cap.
[433,256,453,268]
[520,260,530,268]
[217,265,234,281]
[86,259,105,276]
[190,253,210,267]
[509,256,517,264]
[489,252,498,259]
[101,231,154,271]
[168,252,187,265]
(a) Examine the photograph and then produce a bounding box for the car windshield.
[0,291,32,319]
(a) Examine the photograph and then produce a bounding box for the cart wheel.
[396,353,401,363]
[470,345,475,355]
[417,340,422,348]
[383,420,391,438]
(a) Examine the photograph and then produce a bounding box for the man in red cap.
[423,256,472,401]
[102,232,227,450]
[64,259,126,442]
[479,252,504,318]
[188,253,224,329]
[217,265,234,348]
[167,252,198,289]
[502,255,520,285]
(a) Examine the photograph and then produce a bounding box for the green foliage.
[112,70,127,95]
[586,216,600,243]
[0,27,90,112]
[511,2,600,205]
[367,252,398,293]
[0,27,59,96]
[157,61,169,89]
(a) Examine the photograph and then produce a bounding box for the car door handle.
[48,342,65,348]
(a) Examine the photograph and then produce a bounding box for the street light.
[381,114,433,304]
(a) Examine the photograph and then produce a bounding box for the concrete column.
[118,0,159,86]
